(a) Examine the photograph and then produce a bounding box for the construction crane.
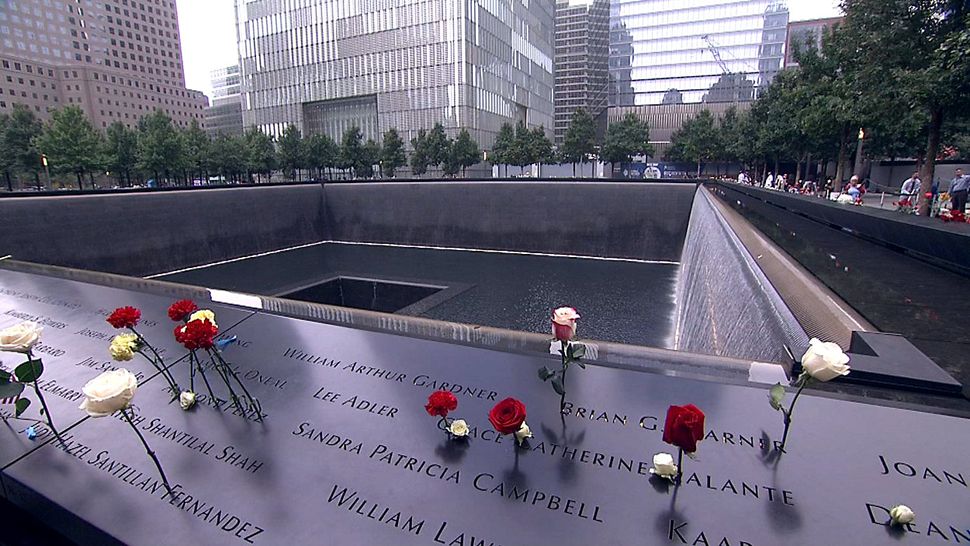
[702,35,731,75]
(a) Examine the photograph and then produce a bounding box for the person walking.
[948,168,969,214]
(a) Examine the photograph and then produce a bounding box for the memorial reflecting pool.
[159,242,680,348]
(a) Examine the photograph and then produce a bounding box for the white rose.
[0,322,42,354]
[649,452,679,480]
[448,419,469,437]
[552,307,580,341]
[79,369,138,417]
[889,505,915,526]
[189,309,217,328]
[109,333,139,362]
[179,391,197,410]
[514,421,533,445]
[801,338,850,382]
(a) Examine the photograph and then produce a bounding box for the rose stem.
[208,352,244,414]
[676,447,684,484]
[25,350,62,443]
[192,351,220,405]
[780,376,809,451]
[213,350,261,418]
[136,350,178,401]
[130,327,179,394]
[559,344,568,413]
[121,408,172,495]
[439,416,449,434]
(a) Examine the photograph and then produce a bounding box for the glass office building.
[610,0,789,106]
[234,0,554,149]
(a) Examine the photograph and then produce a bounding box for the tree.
[0,114,12,190]
[35,106,103,190]
[530,127,555,173]
[306,133,338,180]
[452,128,480,177]
[182,120,211,184]
[359,139,381,178]
[277,124,306,181]
[491,122,516,177]
[838,0,970,213]
[410,129,430,176]
[211,134,247,184]
[381,128,407,178]
[425,123,450,170]
[244,127,277,183]
[339,125,364,178]
[509,121,534,174]
[4,105,44,189]
[104,122,139,187]
[561,109,598,176]
[442,138,461,177]
[602,113,654,174]
[137,110,184,186]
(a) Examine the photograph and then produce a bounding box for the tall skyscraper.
[554,0,609,146]
[234,0,555,148]
[785,17,842,68]
[205,64,243,136]
[0,0,207,128]
[609,0,790,106]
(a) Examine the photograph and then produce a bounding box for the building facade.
[205,64,244,136]
[609,0,789,107]
[609,100,750,159]
[0,0,207,128]
[784,17,842,68]
[234,0,555,149]
[553,0,609,146]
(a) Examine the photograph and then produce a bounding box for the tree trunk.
[76,172,83,191]
[834,125,849,192]
[5,171,12,192]
[917,108,943,216]
[795,156,803,185]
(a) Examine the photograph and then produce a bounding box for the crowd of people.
[729,168,970,218]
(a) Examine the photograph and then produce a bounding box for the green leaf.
[768,383,786,411]
[14,359,43,383]
[537,366,556,381]
[570,344,586,360]
[551,377,565,396]
[0,381,25,400]
[0,370,11,383]
[575,359,586,370]
[14,398,30,417]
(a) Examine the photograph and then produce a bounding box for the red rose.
[662,404,705,453]
[488,398,527,435]
[425,390,458,418]
[168,299,198,322]
[106,306,141,329]
[174,319,218,350]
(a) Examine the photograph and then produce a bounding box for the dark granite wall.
[0,185,329,277]
[322,182,697,262]
[0,182,697,277]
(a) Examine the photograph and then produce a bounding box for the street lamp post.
[41,154,51,190]
[852,128,865,182]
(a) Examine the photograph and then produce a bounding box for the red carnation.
[425,390,458,418]
[662,404,705,454]
[488,398,527,435]
[174,319,218,350]
[106,306,141,329]
[168,299,198,322]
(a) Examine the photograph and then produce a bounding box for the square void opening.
[281,276,443,313]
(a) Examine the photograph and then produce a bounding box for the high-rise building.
[609,0,790,106]
[0,0,207,129]
[234,0,555,149]
[554,0,609,146]
[205,64,243,136]
[785,17,843,68]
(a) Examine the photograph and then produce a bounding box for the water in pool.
[158,243,679,348]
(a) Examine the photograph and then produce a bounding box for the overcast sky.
[177,0,843,98]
